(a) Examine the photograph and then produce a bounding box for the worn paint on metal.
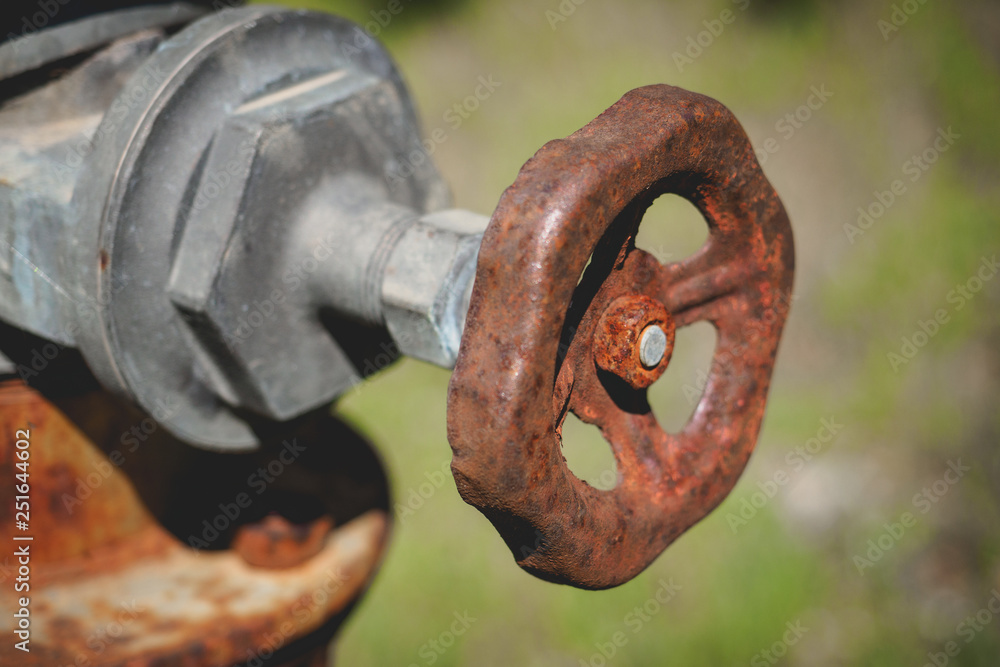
[0,380,389,665]
[448,84,795,589]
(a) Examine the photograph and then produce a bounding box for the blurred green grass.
[253,0,1000,664]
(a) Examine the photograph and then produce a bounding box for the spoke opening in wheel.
[558,411,619,490]
[647,320,718,434]
[633,193,710,268]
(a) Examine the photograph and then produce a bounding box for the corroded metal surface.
[593,295,675,389]
[0,380,389,665]
[448,85,795,589]
[233,514,336,570]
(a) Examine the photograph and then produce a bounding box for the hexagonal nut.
[167,67,448,419]
[381,210,489,368]
[168,68,385,318]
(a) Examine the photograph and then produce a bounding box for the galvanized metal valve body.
[0,6,486,449]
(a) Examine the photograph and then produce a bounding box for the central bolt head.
[639,325,668,368]
[593,295,676,390]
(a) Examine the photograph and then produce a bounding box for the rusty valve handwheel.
[447,85,795,589]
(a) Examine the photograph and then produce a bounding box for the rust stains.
[447,85,795,589]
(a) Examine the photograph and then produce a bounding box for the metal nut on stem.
[593,295,675,390]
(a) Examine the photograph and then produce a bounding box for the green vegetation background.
[257,0,999,664]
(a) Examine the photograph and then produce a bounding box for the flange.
[70,6,449,449]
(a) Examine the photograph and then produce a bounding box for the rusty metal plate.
[0,380,389,665]
[447,84,794,589]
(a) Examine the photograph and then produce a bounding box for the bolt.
[639,325,667,368]
[592,295,675,390]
